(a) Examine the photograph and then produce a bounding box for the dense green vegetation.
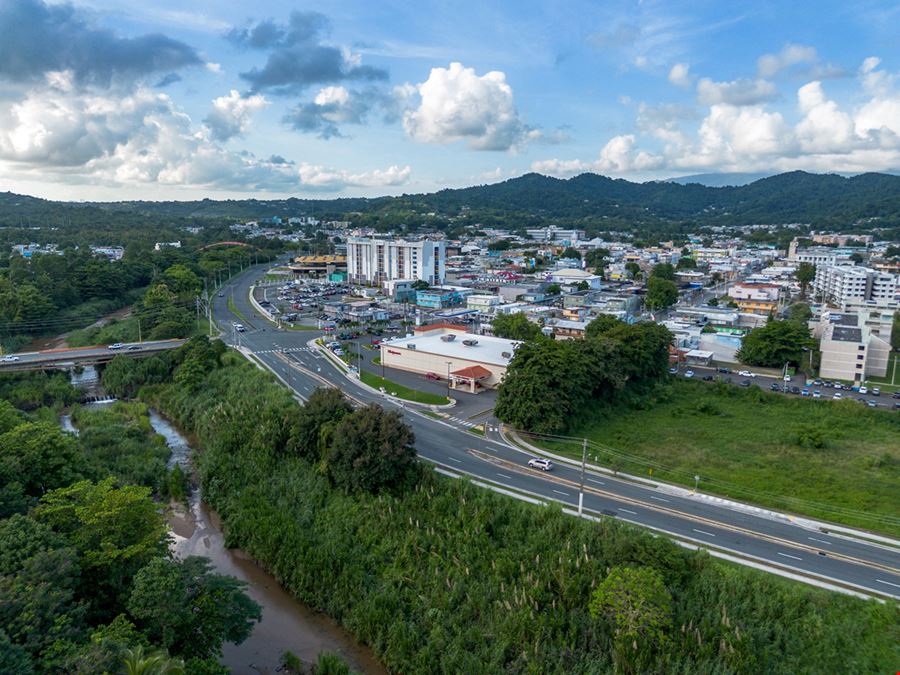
[0,370,260,672]
[535,378,900,535]
[495,318,672,433]
[737,319,814,367]
[124,343,899,673]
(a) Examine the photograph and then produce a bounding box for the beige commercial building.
[379,324,520,393]
[818,312,891,383]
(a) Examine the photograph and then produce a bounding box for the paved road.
[0,339,185,371]
[214,267,900,601]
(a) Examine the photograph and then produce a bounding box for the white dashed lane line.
[692,528,716,537]
[777,552,803,561]
[552,489,570,497]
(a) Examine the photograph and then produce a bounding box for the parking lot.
[671,363,900,410]
[254,278,349,326]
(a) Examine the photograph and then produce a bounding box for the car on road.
[872,387,880,396]
[0,355,20,362]
[859,386,868,395]
[684,370,694,378]
[668,366,678,374]
[801,388,810,396]
[737,370,756,378]
[866,400,877,408]
[218,292,224,297]
[702,375,714,381]
[893,391,900,400]
[127,345,141,351]
[813,379,823,386]
[717,367,731,374]
[527,458,554,471]
[234,324,245,332]
[833,392,843,400]
[740,379,751,387]
[770,383,780,392]
[424,372,441,381]
[791,386,801,394]
[813,390,822,398]
[108,343,123,350]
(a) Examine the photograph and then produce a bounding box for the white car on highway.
[527,458,554,471]
[737,370,756,378]
[0,355,20,362]
[107,343,123,350]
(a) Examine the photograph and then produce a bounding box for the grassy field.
[866,352,900,391]
[533,379,900,535]
[360,370,450,405]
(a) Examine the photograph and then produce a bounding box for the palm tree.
[122,646,185,675]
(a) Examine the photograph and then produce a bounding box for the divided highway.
[214,267,900,601]
[0,339,185,371]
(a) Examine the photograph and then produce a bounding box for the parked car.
[717,367,731,374]
[127,345,141,351]
[866,400,877,408]
[108,343,123,350]
[0,355,20,362]
[668,366,678,374]
[833,392,843,400]
[527,458,554,471]
[859,386,868,395]
[740,379,751,387]
[872,387,881,396]
[790,386,801,394]
[892,391,900,400]
[813,379,823,386]
[684,370,694,378]
[770,383,780,391]
[425,372,441,381]
[702,375,714,381]
[737,370,756,378]
[812,390,822,398]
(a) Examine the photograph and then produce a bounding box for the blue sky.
[1,0,899,200]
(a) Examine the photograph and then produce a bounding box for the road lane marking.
[496,473,511,479]
[552,489,570,496]
[777,552,803,561]
[448,457,462,463]
[808,537,832,546]
[619,508,637,515]
[692,528,716,537]
[587,478,605,485]
[875,579,900,589]
[650,495,670,503]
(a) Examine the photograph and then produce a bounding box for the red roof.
[451,365,492,380]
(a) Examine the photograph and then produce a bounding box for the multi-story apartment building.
[727,282,780,315]
[813,265,898,305]
[818,312,891,382]
[524,226,585,242]
[347,236,445,286]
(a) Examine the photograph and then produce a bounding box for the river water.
[63,404,387,675]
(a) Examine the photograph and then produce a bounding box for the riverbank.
[148,410,386,675]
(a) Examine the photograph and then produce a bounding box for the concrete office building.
[347,236,445,286]
[818,312,891,382]
[813,265,898,305]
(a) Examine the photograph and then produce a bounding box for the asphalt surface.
[215,266,900,601]
[0,339,185,371]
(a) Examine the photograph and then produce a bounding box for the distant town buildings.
[11,243,62,257]
[154,241,182,251]
[727,282,781,315]
[90,246,125,261]
[347,236,446,286]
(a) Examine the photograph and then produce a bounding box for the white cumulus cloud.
[697,77,778,106]
[668,63,692,88]
[757,43,818,78]
[402,62,530,151]
[298,163,411,189]
[203,89,269,141]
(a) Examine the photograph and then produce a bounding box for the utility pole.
[578,438,587,516]
[195,296,201,329]
[137,318,142,343]
[446,361,452,398]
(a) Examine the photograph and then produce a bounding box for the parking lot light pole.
[578,438,587,515]
[446,361,452,398]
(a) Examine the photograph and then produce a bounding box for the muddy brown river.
[66,405,387,675]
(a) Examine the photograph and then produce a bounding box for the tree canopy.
[645,276,678,310]
[491,312,543,341]
[737,320,813,367]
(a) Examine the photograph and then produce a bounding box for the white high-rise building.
[813,265,897,305]
[347,236,446,286]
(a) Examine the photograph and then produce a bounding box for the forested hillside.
[3,171,900,231]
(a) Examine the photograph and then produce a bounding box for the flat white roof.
[382,332,521,366]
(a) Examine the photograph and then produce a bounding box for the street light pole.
[693,474,700,494]
[446,361,452,398]
[578,437,587,515]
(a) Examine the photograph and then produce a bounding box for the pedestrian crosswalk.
[448,416,477,428]
[255,347,313,354]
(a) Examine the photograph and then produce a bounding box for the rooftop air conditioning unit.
[407,344,416,350]
[501,351,511,358]
[441,334,457,342]
[462,339,478,346]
